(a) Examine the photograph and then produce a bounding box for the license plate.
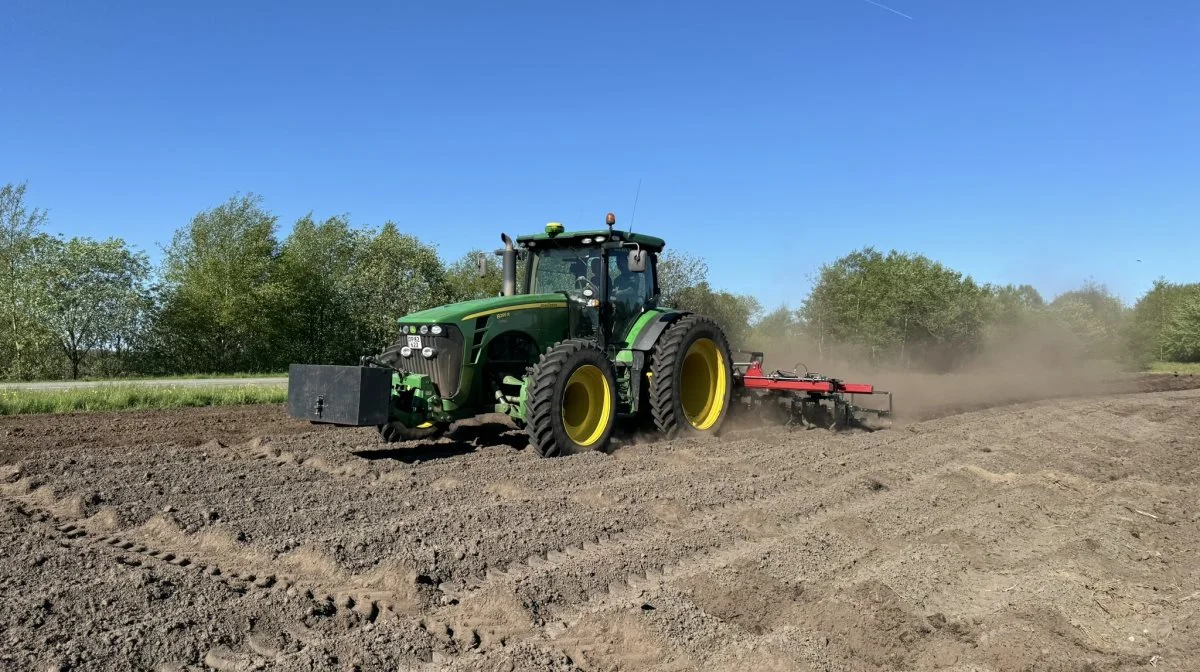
[407,335,422,349]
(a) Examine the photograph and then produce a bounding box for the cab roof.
[515,228,666,251]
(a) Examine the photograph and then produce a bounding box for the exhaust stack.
[501,233,516,296]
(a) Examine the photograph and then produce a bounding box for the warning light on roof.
[605,212,616,228]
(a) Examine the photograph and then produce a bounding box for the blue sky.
[3,1,1197,311]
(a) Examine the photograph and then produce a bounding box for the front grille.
[381,326,465,398]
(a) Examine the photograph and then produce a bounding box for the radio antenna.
[628,178,642,233]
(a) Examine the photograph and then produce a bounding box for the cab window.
[530,248,601,295]
[608,252,654,342]
[608,253,651,304]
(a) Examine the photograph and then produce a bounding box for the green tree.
[42,237,152,378]
[445,249,504,303]
[275,214,372,365]
[353,222,449,348]
[1160,296,1200,362]
[1125,279,1200,364]
[1048,281,1128,361]
[672,281,761,347]
[654,249,758,345]
[800,247,990,369]
[0,182,60,380]
[980,283,1046,343]
[748,304,799,348]
[102,270,156,377]
[154,194,283,373]
[656,250,709,309]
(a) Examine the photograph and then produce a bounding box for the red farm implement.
[732,352,893,430]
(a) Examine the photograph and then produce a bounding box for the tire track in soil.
[446,459,991,657]
[5,494,283,594]
[0,481,417,632]
[422,432,1004,655]
[540,466,1029,659]
[5,425,837,629]
[0,490,436,671]
[223,430,844,578]
[0,499,294,668]
[2,413,971,598]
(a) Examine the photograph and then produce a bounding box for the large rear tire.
[525,339,617,457]
[648,315,734,439]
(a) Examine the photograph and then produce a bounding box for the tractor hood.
[398,293,568,325]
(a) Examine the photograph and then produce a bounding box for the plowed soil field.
[2,375,1199,671]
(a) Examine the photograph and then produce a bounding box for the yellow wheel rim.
[417,422,434,428]
[561,364,612,446]
[680,337,727,430]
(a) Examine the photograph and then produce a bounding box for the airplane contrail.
[862,0,913,19]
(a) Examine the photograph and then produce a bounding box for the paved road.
[0,377,288,392]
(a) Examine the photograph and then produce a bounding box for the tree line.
[744,249,1200,371]
[2,181,1196,380]
[1,184,508,379]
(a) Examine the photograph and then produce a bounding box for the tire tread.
[525,339,614,457]
[647,315,732,438]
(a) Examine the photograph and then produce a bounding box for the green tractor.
[286,213,733,457]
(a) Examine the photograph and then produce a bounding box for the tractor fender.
[624,310,689,416]
[630,310,691,352]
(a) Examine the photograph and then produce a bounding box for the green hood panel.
[399,293,568,324]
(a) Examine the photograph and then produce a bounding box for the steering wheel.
[575,275,597,293]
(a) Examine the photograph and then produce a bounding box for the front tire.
[649,315,734,439]
[378,422,445,443]
[525,340,618,457]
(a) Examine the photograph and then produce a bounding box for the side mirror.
[628,249,647,273]
[476,253,488,278]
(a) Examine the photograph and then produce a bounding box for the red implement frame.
[739,360,878,395]
[731,352,893,428]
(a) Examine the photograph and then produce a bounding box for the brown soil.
[1,374,1198,671]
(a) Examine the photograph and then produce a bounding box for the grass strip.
[0,383,288,415]
[73,372,285,383]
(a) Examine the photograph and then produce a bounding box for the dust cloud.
[742,327,1133,424]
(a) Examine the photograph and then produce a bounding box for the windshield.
[529,247,603,295]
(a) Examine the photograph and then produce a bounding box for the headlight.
[421,346,435,358]
[594,235,606,242]
[419,325,429,335]
[581,237,592,244]
[400,346,413,357]
[430,325,443,335]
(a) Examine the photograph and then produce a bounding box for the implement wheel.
[649,315,734,439]
[378,422,445,443]
[525,339,617,457]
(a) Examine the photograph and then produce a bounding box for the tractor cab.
[499,213,666,349]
